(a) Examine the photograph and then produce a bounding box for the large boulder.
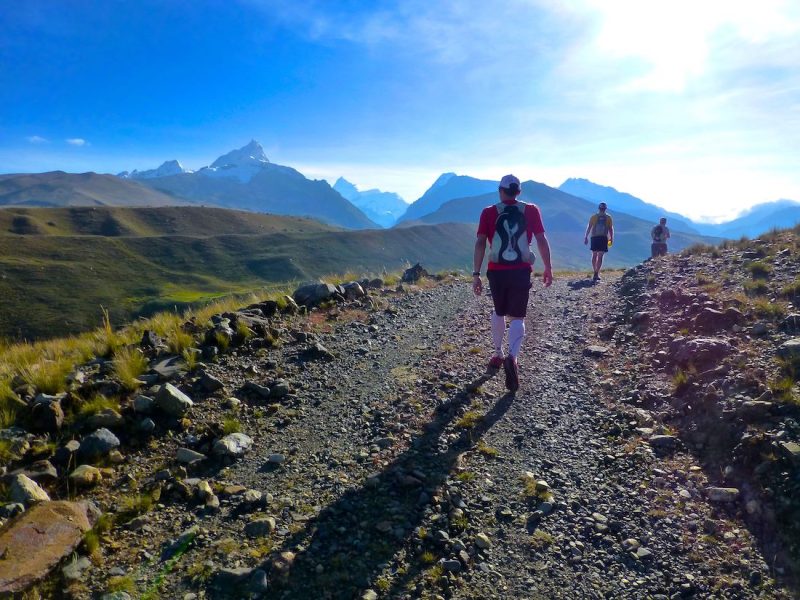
[212,433,253,458]
[342,282,366,300]
[29,398,64,434]
[293,282,337,307]
[777,338,800,360]
[9,474,50,506]
[0,501,94,594]
[402,263,429,283]
[669,337,733,367]
[693,308,742,333]
[78,428,121,461]
[155,383,194,417]
[781,314,800,334]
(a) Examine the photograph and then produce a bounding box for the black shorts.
[590,236,608,252]
[487,269,532,318]
[651,242,667,257]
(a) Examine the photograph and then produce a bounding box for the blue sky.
[1,0,798,221]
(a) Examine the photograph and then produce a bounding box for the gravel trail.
[88,275,788,599]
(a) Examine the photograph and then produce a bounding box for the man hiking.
[651,217,670,258]
[584,202,614,281]
[472,174,553,392]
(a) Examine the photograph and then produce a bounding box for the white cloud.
[25,135,47,144]
[65,138,87,146]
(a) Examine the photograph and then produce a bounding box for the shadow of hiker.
[567,278,597,291]
[253,374,515,599]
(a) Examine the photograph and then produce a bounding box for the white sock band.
[508,319,525,357]
[491,311,505,356]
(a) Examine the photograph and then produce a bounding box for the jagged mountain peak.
[211,140,269,169]
[333,177,359,201]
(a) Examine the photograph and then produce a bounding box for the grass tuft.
[744,280,769,296]
[113,346,148,390]
[106,575,136,594]
[753,298,786,320]
[167,327,194,356]
[18,359,73,395]
[222,416,242,435]
[78,395,121,418]
[746,261,772,279]
[115,492,154,525]
[456,410,483,429]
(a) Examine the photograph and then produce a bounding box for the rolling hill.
[0,171,192,208]
[0,206,473,340]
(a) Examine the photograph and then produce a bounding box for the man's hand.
[542,268,553,288]
[583,236,588,245]
[472,275,483,296]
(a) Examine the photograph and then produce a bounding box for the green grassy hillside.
[0,206,339,237]
[0,207,474,340]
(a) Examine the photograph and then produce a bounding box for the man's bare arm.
[473,234,487,295]
[534,232,553,287]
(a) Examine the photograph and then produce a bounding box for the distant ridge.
[333,177,407,228]
[558,178,698,233]
[0,171,193,208]
[397,173,497,223]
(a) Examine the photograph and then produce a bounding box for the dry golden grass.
[113,346,149,390]
[0,271,409,408]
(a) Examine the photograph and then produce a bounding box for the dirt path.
[85,275,788,599]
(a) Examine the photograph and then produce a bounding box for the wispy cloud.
[65,138,87,146]
[25,135,47,144]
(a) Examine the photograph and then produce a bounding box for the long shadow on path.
[257,373,515,599]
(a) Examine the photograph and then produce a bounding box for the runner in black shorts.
[583,202,614,281]
[473,174,553,392]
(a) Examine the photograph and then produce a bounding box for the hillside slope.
[0,206,339,237]
[0,208,474,339]
[0,172,192,208]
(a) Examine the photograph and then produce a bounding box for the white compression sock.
[491,312,505,356]
[508,319,526,357]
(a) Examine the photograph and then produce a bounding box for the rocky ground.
[1,243,799,599]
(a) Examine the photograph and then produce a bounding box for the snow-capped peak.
[211,140,269,169]
[123,159,190,179]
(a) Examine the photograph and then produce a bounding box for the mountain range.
[1,139,798,259]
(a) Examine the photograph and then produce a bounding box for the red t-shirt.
[477,201,545,271]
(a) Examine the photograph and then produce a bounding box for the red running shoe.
[504,356,519,392]
[488,355,504,371]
